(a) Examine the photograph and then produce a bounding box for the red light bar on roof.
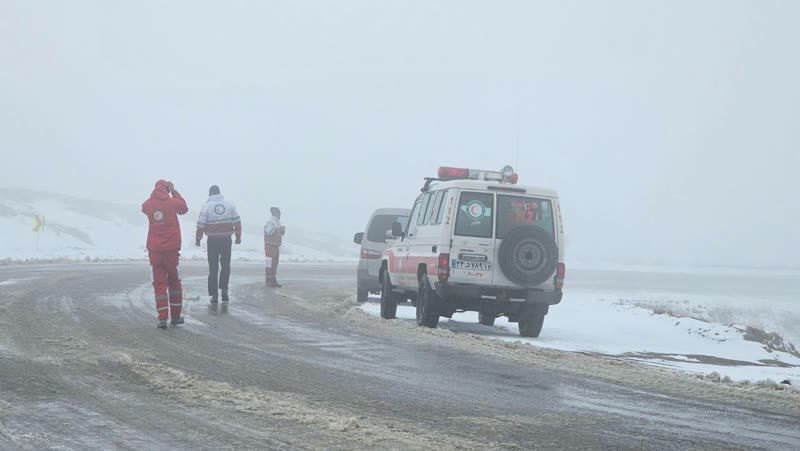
[437,167,470,179]
[437,166,518,184]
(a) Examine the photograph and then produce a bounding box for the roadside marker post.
[33,215,44,251]
[33,215,44,232]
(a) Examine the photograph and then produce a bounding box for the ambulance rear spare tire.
[498,225,558,286]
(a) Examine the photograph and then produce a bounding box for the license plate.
[458,253,487,262]
[452,260,493,271]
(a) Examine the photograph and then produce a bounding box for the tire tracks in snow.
[118,353,490,450]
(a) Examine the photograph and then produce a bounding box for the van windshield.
[367,215,409,243]
[497,195,555,239]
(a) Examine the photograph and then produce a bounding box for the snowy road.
[1,263,799,449]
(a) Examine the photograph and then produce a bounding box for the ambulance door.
[448,191,496,285]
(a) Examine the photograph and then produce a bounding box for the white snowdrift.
[361,290,800,385]
[0,188,355,263]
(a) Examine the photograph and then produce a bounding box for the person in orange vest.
[141,180,189,328]
[264,207,286,287]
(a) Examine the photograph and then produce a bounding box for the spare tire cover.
[497,225,559,286]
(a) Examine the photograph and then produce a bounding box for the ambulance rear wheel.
[357,283,368,303]
[478,311,496,326]
[518,304,547,337]
[416,277,440,328]
[380,274,398,319]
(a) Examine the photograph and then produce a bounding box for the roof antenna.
[513,109,520,167]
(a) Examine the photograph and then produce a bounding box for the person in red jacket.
[142,180,189,328]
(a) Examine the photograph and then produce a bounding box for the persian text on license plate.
[452,260,493,271]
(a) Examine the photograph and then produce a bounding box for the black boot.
[170,316,185,326]
[157,319,168,329]
[210,294,218,304]
[221,289,229,303]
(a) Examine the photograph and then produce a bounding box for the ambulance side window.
[428,191,444,224]
[430,190,447,225]
[406,197,422,239]
[417,193,432,226]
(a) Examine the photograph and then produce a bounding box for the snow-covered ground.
[361,267,800,385]
[0,188,355,263]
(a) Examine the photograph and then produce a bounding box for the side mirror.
[391,222,403,238]
[353,232,364,245]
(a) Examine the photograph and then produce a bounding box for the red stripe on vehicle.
[402,255,440,275]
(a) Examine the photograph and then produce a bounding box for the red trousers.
[149,251,182,321]
[265,245,280,283]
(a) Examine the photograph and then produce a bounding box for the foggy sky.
[1,1,798,267]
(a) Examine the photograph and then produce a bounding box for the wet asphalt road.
[1,262,799,450]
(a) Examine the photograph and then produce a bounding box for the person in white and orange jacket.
[264,207,285,287]
[196,185,241,303]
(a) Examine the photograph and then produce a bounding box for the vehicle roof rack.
[421,177,442,192]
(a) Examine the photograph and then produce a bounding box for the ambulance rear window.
[454,192,494,238]
[497,195,555,239]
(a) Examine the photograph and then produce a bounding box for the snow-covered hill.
[0,188,355,262]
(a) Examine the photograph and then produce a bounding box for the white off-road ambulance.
[379,166,565,337]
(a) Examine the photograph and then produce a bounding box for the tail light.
[437,253,450,282]
[360,248,381,259]
[554,263,565,289]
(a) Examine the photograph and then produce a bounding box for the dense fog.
[2,1,798,267]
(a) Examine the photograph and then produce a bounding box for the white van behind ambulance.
[379,166,565,337]
[354,208,410,302]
